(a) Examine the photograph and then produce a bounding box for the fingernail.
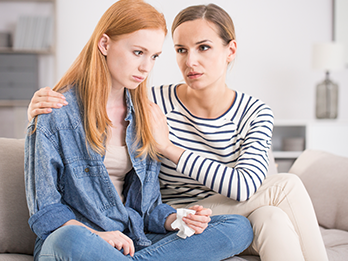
[63,101,68,105]
[57,103,62,107]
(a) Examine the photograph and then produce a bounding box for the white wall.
[56,0,348,121]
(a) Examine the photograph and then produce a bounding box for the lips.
[132,75,145,82]
[187,71,203,79]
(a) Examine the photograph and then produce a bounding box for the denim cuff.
[29,203,76,240]
[147,203,176,234]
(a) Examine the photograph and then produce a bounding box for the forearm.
[159,143,185,165]
[26,128,77,239]
[176,150,267,201]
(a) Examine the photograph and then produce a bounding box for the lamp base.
[315,72,338,119]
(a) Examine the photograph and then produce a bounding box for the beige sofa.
[1,137,347,261]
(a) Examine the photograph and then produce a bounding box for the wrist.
[160,143,184,165]
[164,213,177,231]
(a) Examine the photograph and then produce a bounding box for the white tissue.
[171,208,196,239]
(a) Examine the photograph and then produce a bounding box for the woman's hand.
[164,205,212,234]
[149,102,171,154]
[27,87,68,122]
[149,102,184,164]
[183,205,212,234]
[94,230,135,257]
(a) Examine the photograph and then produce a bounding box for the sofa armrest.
[0,138,36,255]
[289,149,348,232]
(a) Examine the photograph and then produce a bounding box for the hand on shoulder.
[28,87,68,122]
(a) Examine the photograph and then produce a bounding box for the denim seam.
[215,226,237,260]
[34,125,101,165]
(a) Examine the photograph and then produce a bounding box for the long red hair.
[52,0,167,158]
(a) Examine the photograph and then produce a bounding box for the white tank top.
[104,144,132,203]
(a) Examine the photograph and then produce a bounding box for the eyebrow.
[133,45,148,52]
[196,39,212,45]
[133,45,162,55]
[174,39,212,47]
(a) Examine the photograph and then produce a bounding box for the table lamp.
[312,42,345,119]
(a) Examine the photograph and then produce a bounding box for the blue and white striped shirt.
[150,84,274,205]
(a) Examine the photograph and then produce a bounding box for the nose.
[139,58,153,73]
[185,51,198,68]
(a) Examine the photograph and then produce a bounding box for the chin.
[186,81,205,90]
[125,82,142,90]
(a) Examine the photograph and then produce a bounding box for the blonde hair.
[53,0,167,158]
[172,3,236,45]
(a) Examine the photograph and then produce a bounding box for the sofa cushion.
[0,138,36,255]
[0,254,33,261]
[289,149,348,232]
[320,226,348,261]
[225,256,260,261]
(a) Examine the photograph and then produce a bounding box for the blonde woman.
[24,1,253,261]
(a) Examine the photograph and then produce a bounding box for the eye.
[134,50,143,56]
[176,48,187,54]
[151,54,160,60]
[199,45,210,51]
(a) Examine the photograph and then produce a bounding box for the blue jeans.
[34,215,253,261]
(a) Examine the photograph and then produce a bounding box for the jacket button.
[85,168,89,172]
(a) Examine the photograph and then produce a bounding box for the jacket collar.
[125,89,135,121]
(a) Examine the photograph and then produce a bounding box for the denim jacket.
[24,87,176,247]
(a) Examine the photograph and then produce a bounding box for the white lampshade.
[312,42,345,71]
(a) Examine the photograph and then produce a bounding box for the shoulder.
[33,87,82,134]
[149,83,181,114]
[149,83,180,102]
[231,91,274,131]
[234,91,273,116]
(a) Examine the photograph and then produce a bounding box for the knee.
[213,215,254,248]
[231,215,253,233]
[49,225,87,244]
[249,206,294,231]
[41,226,91,257]
[266,173,306,196]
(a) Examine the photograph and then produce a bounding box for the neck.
[178,83,234,118]
[107,86,126,109]
[106,86,128,147]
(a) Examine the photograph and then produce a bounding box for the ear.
[226,40,237,63]
[98,34,110,56]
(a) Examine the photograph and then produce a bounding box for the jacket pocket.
[68,163,119,212]
[73,164,104,178]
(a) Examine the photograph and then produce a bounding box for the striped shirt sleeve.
[176,107,274,202]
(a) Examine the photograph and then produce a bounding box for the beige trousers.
[182,174,328,261]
